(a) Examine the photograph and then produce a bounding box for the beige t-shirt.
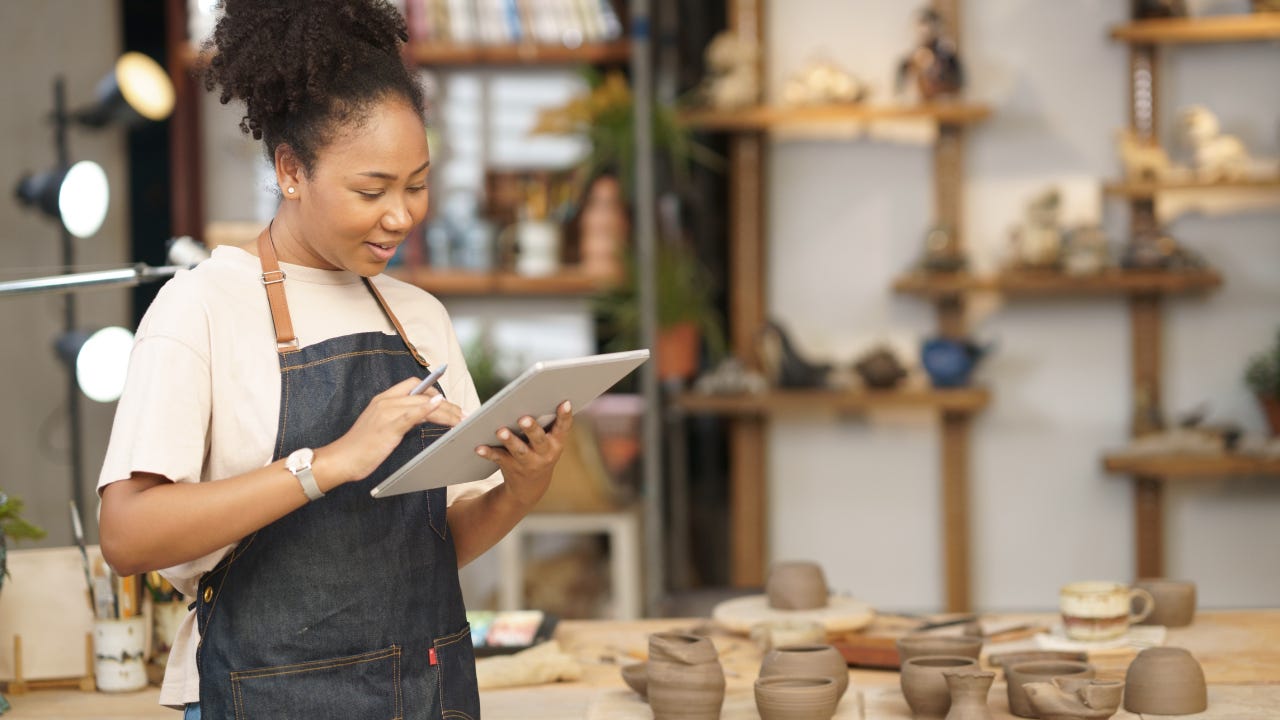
[96,245,502,707]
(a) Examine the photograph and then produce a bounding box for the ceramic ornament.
[1179,105,1251,182]
[943,669,995,720]
[1024,677,1125,720]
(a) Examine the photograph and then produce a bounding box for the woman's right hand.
[318,377,464,487]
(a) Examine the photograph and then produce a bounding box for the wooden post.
[165,0,205,241]
[941,411,972,612]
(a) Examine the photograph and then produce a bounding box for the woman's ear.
[274,144,305,198]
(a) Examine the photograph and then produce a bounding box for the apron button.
[203,587,213,603]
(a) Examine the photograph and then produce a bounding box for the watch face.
[288,447,314,471]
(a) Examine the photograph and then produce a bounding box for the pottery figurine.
[765,561,829,610]
[1005,660,1095,719]
[896,7,964,101]
[754,676,839,720]
[921,337,989,388]
[759,644,849,698]
[854,346,908,390]
[646,633,725,719]
[1123,646,1207,715]
[896,634,983,664]
[1133,578,1196,627]
[759,321,833,389]
[1024,677,1125,720]
[943,670,994,720]
[620,661,648,699]
[900,655,979,720]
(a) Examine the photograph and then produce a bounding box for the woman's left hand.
[475,401,573,508]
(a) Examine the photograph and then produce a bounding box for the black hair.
[200,0,425,176]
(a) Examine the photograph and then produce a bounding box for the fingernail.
[520,418,533,428]
[498,430,510,440]
[563,401,572,412]
[476,447,487,457]
[430,395,444,405]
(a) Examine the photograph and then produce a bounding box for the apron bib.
[194,228,480,720]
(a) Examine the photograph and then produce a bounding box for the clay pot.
[1259,395,1280,436]
[754,676,839,720]
[646,633,725,719]
[1024,677,1125,720]
[943,670,994,720]
[1005,660,1094,719]
[896,634,983,664]
[1133,578,1196,627]
[766,561,829,610]
[900,656,979,719]
[759,644,849,698]
[1123,646,1207,715]
[620,661,648,699]
[854,346,907,389]
[658,322,701,381]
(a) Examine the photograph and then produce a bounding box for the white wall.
[763,0,1280,611]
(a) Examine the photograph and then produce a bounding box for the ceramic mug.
[1060,581,1154,641]
[93,617,148,692]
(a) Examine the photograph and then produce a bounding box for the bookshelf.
[682,102,992,131]
[407,39,631,66]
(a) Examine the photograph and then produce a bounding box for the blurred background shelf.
[673,387,991,416]
[893,269,1224,298]
[1104,453,1280,479]
[408,40,632,66]
[387,268,617,296]
[1103,177,1280,198]
[682,102,992,131]
[1110,14,1280,44]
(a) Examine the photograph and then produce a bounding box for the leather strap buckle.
[261,270,287,285]
[276,338,300,351]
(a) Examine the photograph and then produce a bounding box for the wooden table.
[4,611,1277,718]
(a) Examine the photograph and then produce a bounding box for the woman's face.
[289,98,430,276]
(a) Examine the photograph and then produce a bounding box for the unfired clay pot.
[1005,660,1094,719]
[1123,646,1207,715]
[943,669,994,720]
[1133,578,1196,627]
[1024,677,1125,720]
[754,676,839,720]
[620,661,648,699]
[647,633,725,719]
[766,561,829,610]
[896,634,983,664]
[900,655,979,719]
[759,644,849,698]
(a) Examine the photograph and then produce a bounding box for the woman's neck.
[269,209,339,270]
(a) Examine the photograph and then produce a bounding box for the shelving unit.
[388,268,617,297]
[1104,452,1280,479]
[682,102,992,131]
[673,387,991,416]
[1110,13,1280,44]
[893,268,1223,298]
[408,40,631,66]
[1103,177,1280,198]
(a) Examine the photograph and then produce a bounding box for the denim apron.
[194,229,480,720]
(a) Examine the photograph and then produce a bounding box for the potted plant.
[1245,329,1280,435]
[0,491,47,595]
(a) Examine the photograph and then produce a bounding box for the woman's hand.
[320,377,463,487]
[475,401,573,508]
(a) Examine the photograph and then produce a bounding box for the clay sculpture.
[759,644,849,698]
[854,346,908,390]
[766,561,829,610]
[1134,578,1197,627]
[897,7,964,101]
[1123,646,1207,715]
[1005,660,1095,719]
[896,634,983,664]
[646,633,726,719]
[901,656,980,719]
[1118,130,1174,181]
[943,670,994,720]
[755,676,839,720]
[1024,677,1125,720]
[1180,105,1250,182]
[620,661,648,699]
[758,322,833,389]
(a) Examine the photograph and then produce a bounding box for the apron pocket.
[230,645,402,720]
[433,625,479,720]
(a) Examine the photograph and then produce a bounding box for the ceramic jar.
[1133,579,1196,627]
[759,644,849,698]
[943,670,995,720]
[896,634,983,664]
[766,561,829,610]
[620,661,648,699]
[646,633,725,719]
[1005,660,1095,719]
[754,676,839,720]
[900,655,979,719]
[1123,646,1207,715]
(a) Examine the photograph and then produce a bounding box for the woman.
[97,2,571,717]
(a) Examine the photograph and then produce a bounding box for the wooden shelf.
[408,40,631,66]
[388,268,616,296]
[1111,13,1280,44]
[893,268,1224,298]
[673,387,991,416]
[681,103,993,131]
[1104,452,1280,479]
[1104,177,1280,198]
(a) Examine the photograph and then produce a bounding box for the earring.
[287,187,296,195]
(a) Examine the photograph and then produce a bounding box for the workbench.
[3,611,1277,718]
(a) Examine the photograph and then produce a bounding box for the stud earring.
[287,187,296,195]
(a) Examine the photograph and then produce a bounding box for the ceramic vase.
[646,633,725,719]
[900,655,979,719]
[759,644,849,698]
[943,670,994,720]
[896,634,983,664]
[1005,660,1094,719]
[754,676,839,720]
[765,561,829,610]
[1123,646,1207,715]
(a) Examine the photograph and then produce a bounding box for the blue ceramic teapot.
[921,337,990,388]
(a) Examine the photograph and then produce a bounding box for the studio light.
[55,326,135,403]
[73,52,175,128]
[14,160,110,239]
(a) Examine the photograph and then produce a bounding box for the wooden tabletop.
[4,610,1277,718]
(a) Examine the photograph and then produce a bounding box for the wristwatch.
[286,448,324,501]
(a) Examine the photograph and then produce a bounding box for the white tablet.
[370,349,650,498]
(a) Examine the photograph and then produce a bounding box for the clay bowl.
[766,561,829,610]
[620,661,647,699]
[1124,646,1207,715]
[1134,578,1196,627]
[754,676,839,720]
[759,644,849,698]
[1024,678,1125,720]
[900,655,979,720]
[1005,660,1094,719]
[895,634,983,664]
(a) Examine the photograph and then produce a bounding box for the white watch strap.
[295,465,324,502]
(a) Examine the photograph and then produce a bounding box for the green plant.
[0,492,45,545]
[463,331,507,403]
[1245,329,1280,400]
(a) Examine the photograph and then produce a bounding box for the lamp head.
[14,160,110,238]
[74,52,175,128]
[55,326,134,403]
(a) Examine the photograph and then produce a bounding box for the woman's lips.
[365,241,397,262]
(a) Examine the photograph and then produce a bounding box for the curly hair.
[200,0,425,175]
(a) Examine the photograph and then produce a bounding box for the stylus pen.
[409,363,448,396]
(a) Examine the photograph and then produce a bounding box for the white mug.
[511,220,561,277]
[1060,581,1154,641]
[93,617,148,692]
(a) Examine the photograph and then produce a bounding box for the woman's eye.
[358,191,384,199]
[408,185,427,193]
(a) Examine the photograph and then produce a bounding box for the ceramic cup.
[93,617,148,692]
[1124,646,1208,715]
[759,644,849,698]
[765,561,829,610]
[1133,578,1197,627]
[895,634,983,664]
[1005,660,1095,719]
[1059,581,1153,641]
[900,655,979,719]
[754,676,839,720]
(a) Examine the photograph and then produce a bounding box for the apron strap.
[257,223,300,354]
[363,277,431,368]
